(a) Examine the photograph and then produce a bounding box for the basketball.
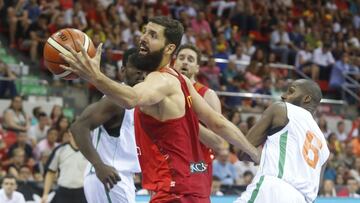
[43,28,96,80]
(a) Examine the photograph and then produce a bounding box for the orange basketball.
[43,28,96,80]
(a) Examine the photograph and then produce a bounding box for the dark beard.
[131,48,164,73]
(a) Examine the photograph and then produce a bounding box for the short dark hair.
[243,170,254,177]
[38,112,47,118]
[2,174,16,182]
[177,44,202,65]
[47,127,58,135]
[337,121,344,127]
[149,16,184,49]
[32,106,42,118]
[123,48,138,67]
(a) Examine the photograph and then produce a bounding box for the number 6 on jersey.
[302,131,323,169]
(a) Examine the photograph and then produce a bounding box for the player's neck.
[157,55,171,70]
[190,75,196,84]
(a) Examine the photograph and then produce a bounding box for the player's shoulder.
[265,101,287,115]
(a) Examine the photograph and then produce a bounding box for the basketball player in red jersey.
[60,16,260,202]
[173,44,224,197]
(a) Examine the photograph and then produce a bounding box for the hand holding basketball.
[43,28,96,80]
[59,41,104,83]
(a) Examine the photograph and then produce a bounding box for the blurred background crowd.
[0,0,359,201]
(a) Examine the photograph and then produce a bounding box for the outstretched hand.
[59,42,103,83]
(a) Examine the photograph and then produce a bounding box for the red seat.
[317,80,329,91]
[111,50,123,61]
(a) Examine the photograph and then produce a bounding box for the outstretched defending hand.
[59,42,103,83]
[94,163,121,191]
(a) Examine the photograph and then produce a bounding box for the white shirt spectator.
[229,54,251,71]
[181,33,196,45]
[270,30,291,49]
[326,2,337,11]
[28,124,49,142]
[244,45,256,57]
[0,189,25,203]
[333,22,341,33]
[336,131,348,142]
[312,47,335,67]
[122,28,141,45]
[349,37,360,48]
[98,0,113,8]
[295,50,312,68]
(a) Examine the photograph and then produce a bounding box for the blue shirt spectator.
[329,53,358,89]
[213,149,238,185]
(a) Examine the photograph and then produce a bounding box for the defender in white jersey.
[236,79,330,203]
[71,48,146,203]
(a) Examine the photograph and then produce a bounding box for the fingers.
[76,40,90,61]
[95,43,103,61]
[102,172,121,191]
[106,177,114,190]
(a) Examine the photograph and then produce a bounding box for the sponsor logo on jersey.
[190,161,207,173]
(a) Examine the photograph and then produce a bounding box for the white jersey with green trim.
[86,109,141,174]
[256,102,329,202]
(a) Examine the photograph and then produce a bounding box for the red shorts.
[150,191,210,203]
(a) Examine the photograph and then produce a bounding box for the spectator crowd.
[0,0,359,200]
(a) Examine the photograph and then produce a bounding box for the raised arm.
[185,77,260,163]
[60,43,171,109]
[70,97,121,190]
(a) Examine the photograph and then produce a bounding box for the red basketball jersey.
[134,68,209,199]
[193,82,214,196]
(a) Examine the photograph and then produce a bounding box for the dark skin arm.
[70,97,123,191]
[239,102,288,161]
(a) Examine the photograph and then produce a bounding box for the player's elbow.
[123,96,139,109]
[208,114,227,134]
[70,122,85,140]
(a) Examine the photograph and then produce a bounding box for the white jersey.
[86,109,141,174]
[256,102,329,202]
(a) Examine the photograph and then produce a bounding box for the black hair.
[2,174,16,183]
[123,48,138,67]
[38,112,47,118]
[149,16,184,49]
[176,44,202,65]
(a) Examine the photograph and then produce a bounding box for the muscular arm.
[199,125,224,153]
[70,97,121,166]
[94,71,172,109]
[199,88,224,152]
[203,89,222,113]
[239,102,287,160]
[246,102,287,147]
[186,78,260,162]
